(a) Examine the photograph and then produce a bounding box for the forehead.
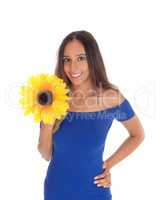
[63,39,86,56]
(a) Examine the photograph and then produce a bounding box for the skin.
[63,39,145,188]
[38,39,145,189]
[63,39,96,110]
[38,120,55,161]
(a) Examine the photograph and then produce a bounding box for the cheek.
[63,61,90,77]
[82,64,90,76]
[80,63,89,72]
[81,64,90,80]
[64,65,70,75]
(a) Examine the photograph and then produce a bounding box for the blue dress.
[43,98,135,200]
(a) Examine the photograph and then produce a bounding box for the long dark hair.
[54,30,119,94]
[51,30,119,134]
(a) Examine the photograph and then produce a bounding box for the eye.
[62,57,70,63]
[77,55,87,61]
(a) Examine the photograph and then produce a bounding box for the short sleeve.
[114,98,135,122]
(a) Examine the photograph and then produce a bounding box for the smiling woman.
[55,30,119,93]
[37,30,145,200]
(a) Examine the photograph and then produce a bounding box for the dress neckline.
[67,98,127,113]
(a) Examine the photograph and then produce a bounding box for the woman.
[38,30,145,200]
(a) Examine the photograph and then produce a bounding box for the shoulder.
[101,88,126,108]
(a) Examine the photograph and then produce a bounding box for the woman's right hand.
[38,119,56,161]
[40,114,66,134]
[38,116,66,161]
[40,119,56,132]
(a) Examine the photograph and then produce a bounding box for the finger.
[98,173,110,181]
[94,175,111,186]
[94,171,110,180]
[97,180,111,187]
[103,182,112,188]
[104,172,111,179]
[99,176,111,184]
[97,182,111,187]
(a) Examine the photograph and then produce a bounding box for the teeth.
[71,73,82,78]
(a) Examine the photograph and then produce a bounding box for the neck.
[70,81,98,98]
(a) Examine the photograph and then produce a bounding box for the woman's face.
[63,39,91,87]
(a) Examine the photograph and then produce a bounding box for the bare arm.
[37,120,56,161]
[103,90,145,169]
[105,114,145,169]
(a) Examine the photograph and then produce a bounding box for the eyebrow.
[63,53,86,57]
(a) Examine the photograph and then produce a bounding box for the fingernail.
[94,176,97,179]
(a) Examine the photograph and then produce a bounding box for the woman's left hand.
[93,161,112,188]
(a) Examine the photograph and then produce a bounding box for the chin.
[70,80,83,86]
[67,73,89,87]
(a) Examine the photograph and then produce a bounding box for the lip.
[70,72,82,79]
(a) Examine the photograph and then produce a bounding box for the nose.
[70,59,80,73]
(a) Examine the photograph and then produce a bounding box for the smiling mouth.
[70,72,82,79]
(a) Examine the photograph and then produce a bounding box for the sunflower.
[19,73,71,125]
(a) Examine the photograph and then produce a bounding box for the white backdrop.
[0,0,159,199]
